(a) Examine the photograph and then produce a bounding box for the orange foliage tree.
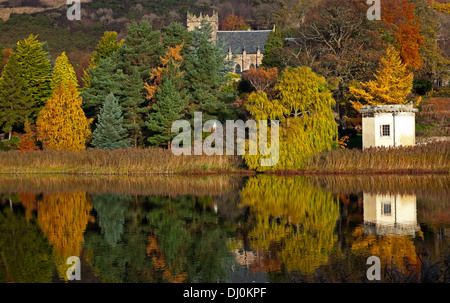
[243,66,278,93]
[220,14,249,31]
[382,0,424,70]
[144,43,184,103]
[18,120,39,152]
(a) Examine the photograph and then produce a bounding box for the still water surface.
[0,174,449,283]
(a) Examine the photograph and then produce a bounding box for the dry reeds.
[0,148,245,175]
[305,141,450,173]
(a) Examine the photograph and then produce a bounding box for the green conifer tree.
[185,20,232,120]
[146,59,189,147]
[91,93,131,150]
[13,35,52,122]
[0,54,32,139]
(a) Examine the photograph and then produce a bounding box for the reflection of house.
[359,104,418,150]
[363,193,420,237]
[186,12,272,73]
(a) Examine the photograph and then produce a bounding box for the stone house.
[359,104,418,150]
[186,12,273,73]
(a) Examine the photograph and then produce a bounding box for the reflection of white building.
[363,193,420,237]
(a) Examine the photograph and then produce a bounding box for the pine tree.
[349,46,415,111]
[82,31,123,88]
[14,34,52,122]
[146,59,189,147]
[92,93,131,150]
[185,20,231,120]
[37,82,92,150]
[0,54,32,139]
[114,21,164,82]
[81,58,147,147]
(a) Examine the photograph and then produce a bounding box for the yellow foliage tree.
[37,81,92,150]
[349,46,417,111]
[37,192,94,280]
[244,67,338,171]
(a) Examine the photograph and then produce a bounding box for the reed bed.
[305,141,450,173]
[0,148,245,175]
[0,141,448,175]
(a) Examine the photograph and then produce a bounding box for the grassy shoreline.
[0,141,448,175]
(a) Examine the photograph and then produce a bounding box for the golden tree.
[349,45,416,111]
[36,82,92,150]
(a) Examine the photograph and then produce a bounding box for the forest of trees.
[0,0,449,171]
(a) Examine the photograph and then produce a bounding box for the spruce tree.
[0,54,32,139]
[81,59,147,147]
[92,93,131,150]
[185,20,232,120]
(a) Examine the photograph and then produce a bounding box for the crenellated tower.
[187,11,219,41]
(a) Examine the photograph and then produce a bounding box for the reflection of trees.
[351,227,420,280]
[85,194,233,283]
[145,195,233,282]
[241,175,339,274]
[0,204,54,282]
[93,194,129,246]
[37,192,93,280]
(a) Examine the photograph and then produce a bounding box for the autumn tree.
[18,120,39,152]
[244,66,338,171]
[51,52,78,90]
[37,82,92,150]
[382,0,424,71]
[146,48,189,147]
[243,66,278,94]
[220,14,248,31]
[267,0,386,119]
[349,45,415,111]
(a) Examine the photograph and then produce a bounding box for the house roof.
[216,30,272,54]
[359,104,418,114]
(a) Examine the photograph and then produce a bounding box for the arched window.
[249,63,255,70]
[235,64,241,74]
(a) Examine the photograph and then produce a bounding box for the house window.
[381,203,392,216]
[235,64,241,74]
[381,124,390,137]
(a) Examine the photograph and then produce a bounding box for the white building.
[359,104,418,150]
[363,193,420,237]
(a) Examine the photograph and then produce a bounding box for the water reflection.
[362,193,420,237]
[0,174,449,283]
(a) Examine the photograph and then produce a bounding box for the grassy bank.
[0,148,246,175]
[0,141,448,175]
